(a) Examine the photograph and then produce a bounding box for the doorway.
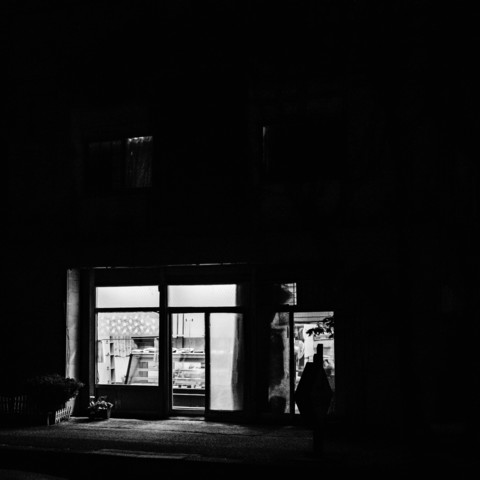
[167,284,245,415]
[267,310,335,416]
[171,312,206,410]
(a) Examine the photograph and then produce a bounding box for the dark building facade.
[5,0,479,439]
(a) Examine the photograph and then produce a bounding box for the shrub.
[25,373,84,411]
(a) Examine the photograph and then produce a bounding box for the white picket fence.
[0,394,72,425]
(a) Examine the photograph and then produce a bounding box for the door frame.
[165,305,247,418]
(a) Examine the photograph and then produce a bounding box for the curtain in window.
[125,136,153,188]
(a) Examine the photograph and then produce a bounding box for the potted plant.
[24,373,84,424]
[88,396,113,420]
[305,315,334,339]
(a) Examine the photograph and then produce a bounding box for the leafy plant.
[25,373,84,411]
[305,315,335,338]
[88,396,113,414]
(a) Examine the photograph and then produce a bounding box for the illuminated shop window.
[267,310,335,415]
[293,311,335,400]
[95,286,159,386]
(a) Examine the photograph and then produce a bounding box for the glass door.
[171,313,206,411]
[169,311,245,413]
[168,284,245,415]
[209,313,244,411]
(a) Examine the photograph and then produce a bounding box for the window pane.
[125,136,153,188]
[283,283,297,305]
[168,284,238,307]
[258,283,296,306]
[87,141,114,192]
[294,311,335,414]
[96,286,159,308]
[262,121,343,182]
[86,136,152,192]
[268,312,290,413]
[96,311,159,385]
[110,140,124,189]
[209,313,244,411]
[171,313,205,410]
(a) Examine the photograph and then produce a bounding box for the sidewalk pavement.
[0,417,477,479]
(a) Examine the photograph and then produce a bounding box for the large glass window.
[267,309,335,415]
[95,286,159,386]
[293,311,335,414]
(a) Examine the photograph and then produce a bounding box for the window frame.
[267,306,335,418]
[94,285,160,387]
[84,134,154,195]
[166,283,248,416]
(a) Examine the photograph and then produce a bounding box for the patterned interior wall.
[97,312,159,340]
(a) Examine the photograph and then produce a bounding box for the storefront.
[67,264,335,423]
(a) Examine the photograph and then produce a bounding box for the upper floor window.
[85,136,153,193]
[262,119,343,184]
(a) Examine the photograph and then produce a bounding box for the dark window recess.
[262,121,343,183]
[86,136,153,192]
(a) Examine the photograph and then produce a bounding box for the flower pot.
[89,408,111,420]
